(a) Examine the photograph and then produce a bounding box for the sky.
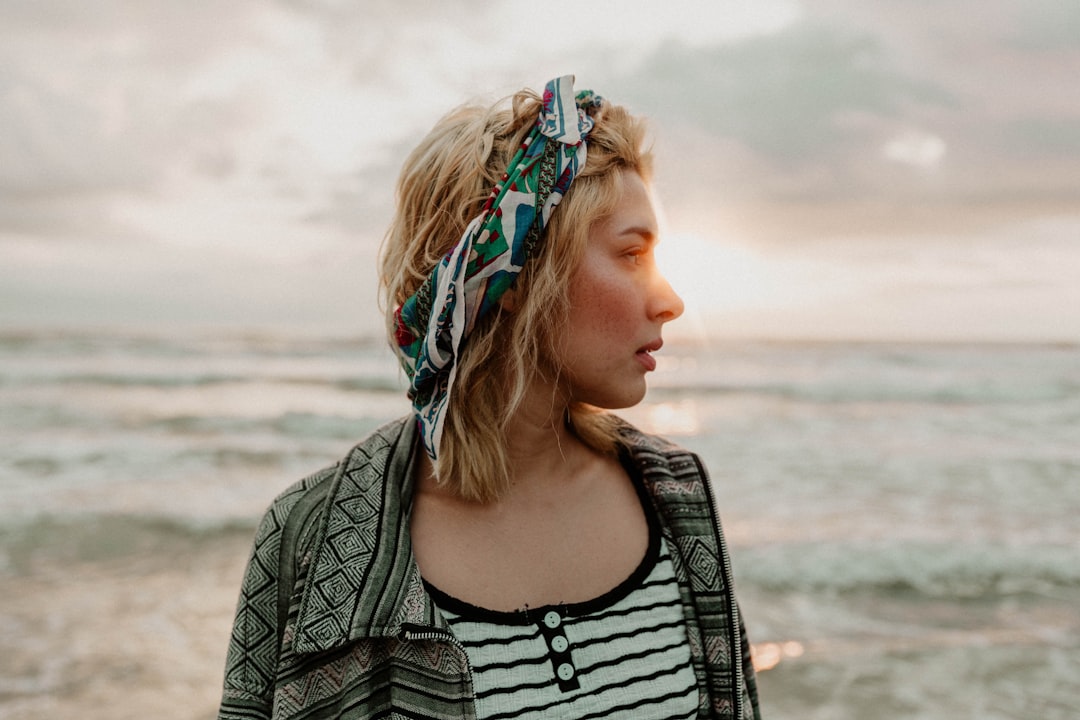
[1,0,1079,342]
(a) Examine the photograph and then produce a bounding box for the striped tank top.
[426,508,698,719]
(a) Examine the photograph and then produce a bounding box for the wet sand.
[2,530,251,720]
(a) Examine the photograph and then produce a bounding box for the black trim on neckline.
[423,451,661,625]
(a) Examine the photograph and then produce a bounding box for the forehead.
[597,170,657,235]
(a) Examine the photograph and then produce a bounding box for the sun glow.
[752,641,806,672]
[657,234,773,310]
[656,233,791,335]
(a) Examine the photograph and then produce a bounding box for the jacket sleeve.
[217,502,290,720]
[217,467,335,720]
[740,606,762,720]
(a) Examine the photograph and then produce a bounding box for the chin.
[577,384,648,410]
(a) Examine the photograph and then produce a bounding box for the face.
[556,170,684,409]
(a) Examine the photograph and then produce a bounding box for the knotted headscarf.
[393,75,604,461]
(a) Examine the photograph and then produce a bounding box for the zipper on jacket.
[693,456,746,720]
[398,622,475,686]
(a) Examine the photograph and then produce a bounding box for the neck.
[416,380,600,504]
[506,377,568,449]
[500,381,591,492]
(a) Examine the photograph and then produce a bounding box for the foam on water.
[736,540,1080,597]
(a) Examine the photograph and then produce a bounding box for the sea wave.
[648,377,1080,406]
[736,540,1080,597]
[0,329,383,356]
[0,513,257,575]
[2,372,405,392]
[0,329,405,391]
[650,341,1080,405]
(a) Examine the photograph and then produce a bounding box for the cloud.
[0,0,420,248]
[1008,0,1080,50]
[0,1,269,238]
[620,2,1080,206]
[1001,118,1080,156]
[882,130,947,169]
[2,0,1078,339]
[625,22,951,161]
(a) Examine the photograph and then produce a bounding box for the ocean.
[2,329,1078,719]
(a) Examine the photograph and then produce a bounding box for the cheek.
[569,274,633,336]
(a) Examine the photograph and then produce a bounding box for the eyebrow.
[618,225,658,242]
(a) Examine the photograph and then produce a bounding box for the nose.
[649,269,684,323]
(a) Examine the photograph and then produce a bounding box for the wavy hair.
[380,85,652,502]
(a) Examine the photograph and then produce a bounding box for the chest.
[410,460,650,612]
[431,536,700,720]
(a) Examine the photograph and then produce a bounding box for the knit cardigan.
[218,417,761,720]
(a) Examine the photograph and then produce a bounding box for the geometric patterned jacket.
[218,416,761,720]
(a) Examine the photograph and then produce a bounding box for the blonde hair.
[380,85,652,502]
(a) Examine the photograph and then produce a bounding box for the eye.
[623,247,647,265]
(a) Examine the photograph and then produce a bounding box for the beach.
[2,330,1078,719]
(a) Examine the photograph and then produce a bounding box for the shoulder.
[252,416,414,551]
[614,417,705,474]
[613,417,715,519]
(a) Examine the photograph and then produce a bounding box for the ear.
[498,287,519,313]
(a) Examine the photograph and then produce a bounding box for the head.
[380,82,656,501]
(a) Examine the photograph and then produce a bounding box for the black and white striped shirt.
[427,527,698,719]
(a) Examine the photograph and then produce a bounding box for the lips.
[635,339,663,372]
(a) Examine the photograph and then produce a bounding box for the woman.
[218,76,761,720]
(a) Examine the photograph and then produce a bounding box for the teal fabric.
[218,418,761,720]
